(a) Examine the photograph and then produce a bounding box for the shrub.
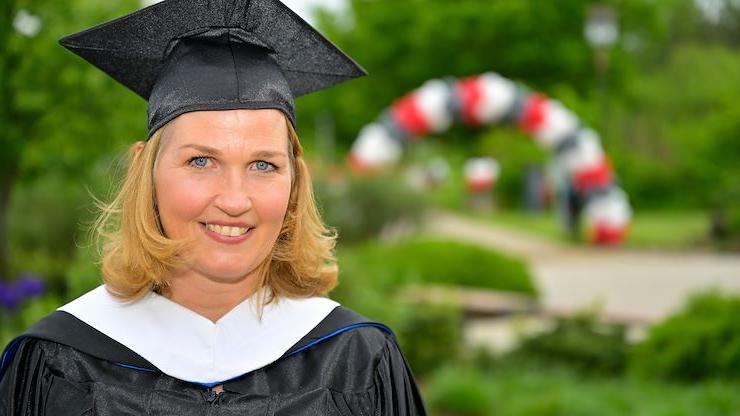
[396,303,464,378]
[387,239,536,295]
[505,313,629,376]
[313,174,428,244]
[630,291,740,381]
[426,364,740,416]
[333,238,535,377]
[426,366,494,416]
[335,238,537,297]
[710,184,740,251]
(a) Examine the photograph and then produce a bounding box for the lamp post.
[584,5,618,136]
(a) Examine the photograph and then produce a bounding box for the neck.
[160,270,261,323]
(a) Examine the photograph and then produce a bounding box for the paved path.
[425,211,740,324]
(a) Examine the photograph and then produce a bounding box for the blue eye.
[188,156,210,168]
[253,161,275,171]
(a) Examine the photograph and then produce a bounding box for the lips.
[199,222,254,244]
[205,223,250,237]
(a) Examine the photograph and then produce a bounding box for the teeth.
[206,224,249,237]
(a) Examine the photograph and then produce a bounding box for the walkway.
[425,211,740,324]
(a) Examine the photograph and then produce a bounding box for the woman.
[0,0,427,414]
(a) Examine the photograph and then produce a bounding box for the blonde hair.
[93,116,338,305]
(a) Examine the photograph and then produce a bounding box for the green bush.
[333,238,535,378]
[0,294,62,347]
[335,238,537,297]
[726,204,740,249]
[614,45,740,210]
[426,366,494,416]
[424,364,740,416]
[8,175,93,284]
[396,303,464,378]
[313,174,428,244]
[474,128,549,210]
[505,313,629,376]
[710,183,740,251]
[631,291,740,381]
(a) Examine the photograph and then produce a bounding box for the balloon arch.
[348,73,631,245]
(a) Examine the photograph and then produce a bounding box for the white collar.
[58,285,339,384]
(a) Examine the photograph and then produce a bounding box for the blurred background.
[2,0,740,414]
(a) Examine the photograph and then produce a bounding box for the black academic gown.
[0,306,426,415]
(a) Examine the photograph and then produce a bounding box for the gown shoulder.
[0,306,427,415]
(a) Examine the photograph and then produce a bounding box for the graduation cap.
[59,0,366,137]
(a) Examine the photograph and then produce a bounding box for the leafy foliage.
[313,173,428,244]
[396,303,464,378]
[426,366,493,416]
[424,363,740,416]
[3,0,144,282]
[612,45,740,210]
[335,238,537,297]
[631,291,740,381]
[332,238,535,377]
[303,0,666,147]
[301,0,740,220]
[506,313,630,376]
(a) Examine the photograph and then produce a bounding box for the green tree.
[611,44,740,209]
[1,0,146,282]
[298,0,666,149]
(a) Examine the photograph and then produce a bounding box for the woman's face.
[153,108,292,283]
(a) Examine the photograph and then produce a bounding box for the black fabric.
[19,311,157,372]
[0,307,427,415]
[58,0,367,136]
[284,306,389,356]
[0,307,382,376]
[146,27,296,134]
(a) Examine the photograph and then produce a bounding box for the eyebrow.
[178,144,288,159]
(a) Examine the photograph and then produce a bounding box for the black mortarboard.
[59,0,366,137]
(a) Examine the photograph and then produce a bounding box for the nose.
[214,169,253,217]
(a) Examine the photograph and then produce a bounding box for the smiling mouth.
[203,223,252,237]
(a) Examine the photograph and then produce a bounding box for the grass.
[470,209,710,250]
[626,210,709,249]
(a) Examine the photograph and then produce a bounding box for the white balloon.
[584,188,632,228]
[474,73,517,125]
[534,99,579,150]
[415,79,454,133]
[464,157,501,182]
[350,123,402,168]
[559,129,604,174]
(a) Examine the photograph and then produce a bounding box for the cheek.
[155,172,209,236]
[254,179,292,223]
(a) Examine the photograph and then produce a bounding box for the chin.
[197,267,256,284]
[192,256,263,283]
